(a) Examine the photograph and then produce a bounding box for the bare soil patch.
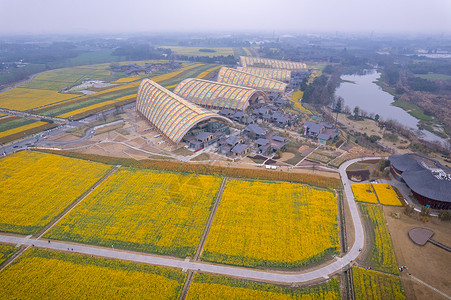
[383,206,451,300]
[279,152,295,161]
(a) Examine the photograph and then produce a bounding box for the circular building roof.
[137,79,232,144]
[217,67,287,93]
[174,78,267,111]
[389,154,451,203]
[240,56,307,71]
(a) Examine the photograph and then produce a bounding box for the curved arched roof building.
[137,79,232,143]
[217,67,287,93]
[389,153,451,209]
[237,67,291,82]
[240,56,307,71]
[173,78,267,111]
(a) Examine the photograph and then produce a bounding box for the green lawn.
[415,72,451,81]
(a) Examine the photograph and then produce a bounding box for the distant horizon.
[1,0,450,36]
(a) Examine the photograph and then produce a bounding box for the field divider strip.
[369,183,381,204]
[193,177,228,261]
[179,270,195,300]
[35,164,122,240]
[0,245,31,272]
[407,274,451,299]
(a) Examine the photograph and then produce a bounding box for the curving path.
[0,157,381,283]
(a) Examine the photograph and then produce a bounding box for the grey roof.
[389,154,422,172]
[231,143,249,154]
[303,121,324,134]
[272,135,285,142]
[232,111,245,118]
[196,131,213,141]
[275,115,289,123]
[255,138,269,146]
[244,124,267,136]
[226,135,243,146]
[218,109,233,116]
[317,133,331,140]
[389,154,451,202]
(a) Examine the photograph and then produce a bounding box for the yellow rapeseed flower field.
[57,94,136,119]
[46,168,222,257]
[0,244,16,265]
[187,273,340,300]
[0,121,47,139]
[372,183,403,206]
[352,267,405,300]
[0,88,78,111]
[196,65,224,79]
[113,76,142,83]
[0,248,185,299]
[0,151,112,235]
[351,183,378,204]
[150,64,204,83]
[360,204,399,274]
[202,180,339,268]
[289,90,311,114]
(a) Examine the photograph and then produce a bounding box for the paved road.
[0,157,380,283]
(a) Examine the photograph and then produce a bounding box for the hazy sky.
[1,0,451,35]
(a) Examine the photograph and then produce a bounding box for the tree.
[344,105,351,114]
[353,106,360,120]
[374,114,380,122]
[360,109,368,118]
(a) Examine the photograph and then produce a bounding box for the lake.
[335,70,444,143]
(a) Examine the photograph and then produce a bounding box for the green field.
[0,248,186,299]
[187,273,341,299]
[159,46,234,57]
[46,168,222,258]
[391,99,433,121]
[359,204,399,275]
[414,72,451,81]
[21,68,111,91]
[352,267,405,300]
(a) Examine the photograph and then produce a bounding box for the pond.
[335,70,444,143]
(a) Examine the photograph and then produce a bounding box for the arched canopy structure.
[173,78,268,111]
[240,56,307,71]
[216,67,287,93]
[237,67,292,82]
[137,79,232,143]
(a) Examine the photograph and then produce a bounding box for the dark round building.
[389,153,451,210]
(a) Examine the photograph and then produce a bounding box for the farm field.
[372,183,403,206]
[0,244,17,265]
[196,65,224,80]
[159,46,234,57]
[46,168,222,258]
[187,273,341,299]
[20,67,111,91]
[202,180,339,268]
[352,267,405,300]
[0,248,186,299]
[35,149,343,189]
[359,204,399,274]
[0,151,112,235]
[289,90,311,114]
[0,88,79,111]
[57,94,136,119]
[351,183,378,204]
[0,117,57,143]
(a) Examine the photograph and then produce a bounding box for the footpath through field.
[0,157,378,283]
